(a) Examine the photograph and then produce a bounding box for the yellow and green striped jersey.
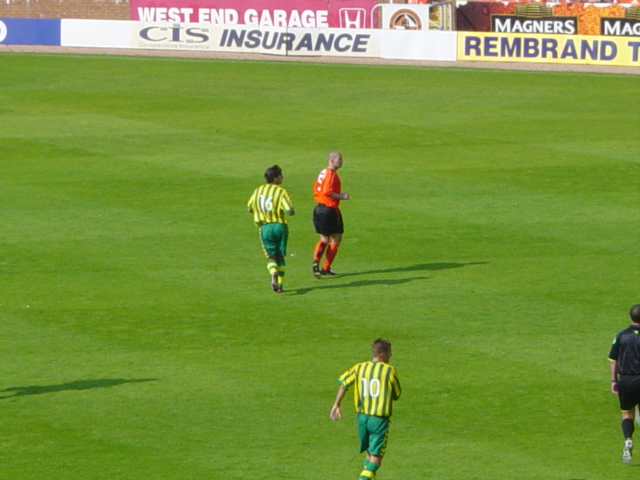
[247,183,294,226]
[338,361,401,418]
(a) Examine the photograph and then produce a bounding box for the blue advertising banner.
[0,18,61,45]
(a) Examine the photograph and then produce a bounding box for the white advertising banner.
[134,23,380,57]
[60,19,457,61]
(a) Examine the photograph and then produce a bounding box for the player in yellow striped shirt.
[330,339,402,480]
[247,165,295,293]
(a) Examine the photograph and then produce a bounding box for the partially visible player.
[330,338,402,480]
[247,165,295,293]
[609,304,640,464]
[312,151,349,278]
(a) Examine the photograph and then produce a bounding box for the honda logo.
[339,9,367,29]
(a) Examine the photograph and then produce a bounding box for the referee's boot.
[623,438,633,464]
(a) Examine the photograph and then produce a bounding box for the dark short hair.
[630,305,640,323]
[371,338,391,357]
[264,165,282,184]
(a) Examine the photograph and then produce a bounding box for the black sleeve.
[608,334,620,361]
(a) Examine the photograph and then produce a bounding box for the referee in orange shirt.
[312,151,349,278]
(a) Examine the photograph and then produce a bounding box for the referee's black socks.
[622,418,635,439]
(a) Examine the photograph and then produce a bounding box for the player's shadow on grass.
[288,276,431,295]
[0,378,157,400]
[338,261,488,278]
[288,261,487,295]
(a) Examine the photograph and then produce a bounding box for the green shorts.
[259,223,288,258]
[357,413,390,457]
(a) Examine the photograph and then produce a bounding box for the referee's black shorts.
[618,375,640,411]
[313,203,344,236]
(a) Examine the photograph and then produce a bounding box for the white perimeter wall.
[62,20,132,49]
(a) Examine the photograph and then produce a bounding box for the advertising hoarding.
[133,22,379,56]
[457,2,639,37]
[0,18,60,45]
[458,31,640,66]
[60,19,457,61]
[130,0,377,29]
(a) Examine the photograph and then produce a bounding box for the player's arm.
[282,192,295,216]
[391,372,402,400]
[285,201,295,216]
[330,385,348,421]
[330,192,349,200]
[247,192,255,213]
[322,171,349,200]
[610,358,619,394]
[327,180,349,200]
[609,337,619,394]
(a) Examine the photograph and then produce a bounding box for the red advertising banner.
[130,0,378,29]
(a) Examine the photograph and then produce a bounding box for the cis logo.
[390,9,422,30]
[139,24,209,43]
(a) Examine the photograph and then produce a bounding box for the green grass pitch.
[0,52,638,479]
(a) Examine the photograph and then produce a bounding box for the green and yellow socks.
[358,460,379,480]
[267,258,286,287]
